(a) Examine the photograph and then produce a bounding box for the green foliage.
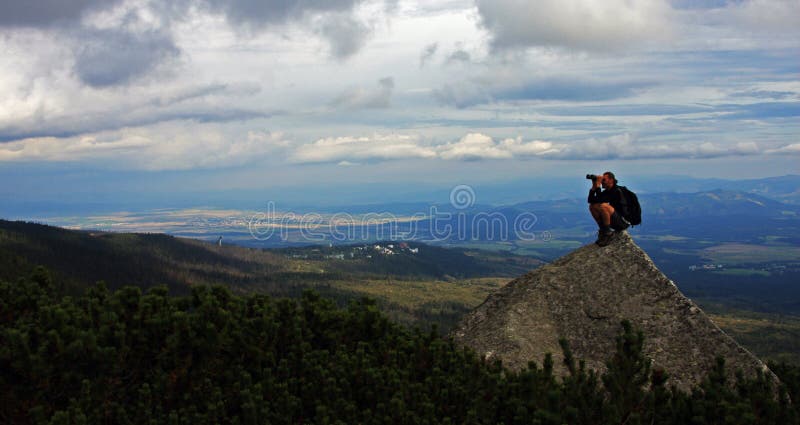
[601,320,652,424]
[1,270,798,424]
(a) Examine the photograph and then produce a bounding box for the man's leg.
[597,203,614,228]
[590,204,613,245]
[589,204,603,225]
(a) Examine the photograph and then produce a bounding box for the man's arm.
[588,187,604,204]
[588,178,606,204]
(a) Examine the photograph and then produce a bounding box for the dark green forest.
[2,268,799,424]
[0,219,539,334]
[0,220,536,293]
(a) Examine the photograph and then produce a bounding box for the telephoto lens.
[586,174,597,180]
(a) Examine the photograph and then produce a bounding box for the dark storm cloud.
[200,0,362,29]
[0,0,122,27]
[0,0,365,31]
[73,28,181,88]
[318,13,371,59]
[0,2,182,88]
[2,0,374,88]
[184,0,376,58]
[668,0,728,10]
[195,0,374,58]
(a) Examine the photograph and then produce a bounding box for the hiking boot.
[595,229,613,246]
[596,232,615,246]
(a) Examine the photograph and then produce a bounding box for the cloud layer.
[0,0,797,184]
[283,132,795,165]
[0,126,291,170]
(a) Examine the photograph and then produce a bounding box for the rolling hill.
[0,219,542,329]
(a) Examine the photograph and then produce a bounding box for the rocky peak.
[451,231,777,392]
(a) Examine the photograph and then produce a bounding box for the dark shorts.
[611,211,630,231]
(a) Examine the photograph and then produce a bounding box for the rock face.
[451,231,776,392]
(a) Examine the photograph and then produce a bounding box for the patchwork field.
[702,243,800,263]
[708,311,800,364]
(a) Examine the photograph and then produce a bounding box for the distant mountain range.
[406,189,800,245]
[6,187,798,252]
[2,175,799,217]
[512,189,798,218]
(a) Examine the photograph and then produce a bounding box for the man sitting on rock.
[588,171,629,246]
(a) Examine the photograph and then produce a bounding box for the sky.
[0,0,798,209]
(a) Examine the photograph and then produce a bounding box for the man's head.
[601,171,617,189]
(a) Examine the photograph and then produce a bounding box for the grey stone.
[450,231,778,392]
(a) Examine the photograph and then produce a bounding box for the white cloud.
[0,135,150,162]
[0,125,291,170]
[290,133,438,163]
[0,80,269,142]
[498,137,562,156]
[475,0,800,53]
[288,132,780,164]
[437,134,560,161]
[766,143,800,155]
[476,0,674,51]
[438,133,512,160]
[537,134,765,160]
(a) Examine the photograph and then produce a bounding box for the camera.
[586,174,598,181]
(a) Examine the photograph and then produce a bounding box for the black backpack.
[617,186,642,226]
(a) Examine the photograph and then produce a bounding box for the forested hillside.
[0,220,538,331]
[3,219,800,363]
[0,219,285,294]
[1,268,798,424]
[0,220,537,293]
